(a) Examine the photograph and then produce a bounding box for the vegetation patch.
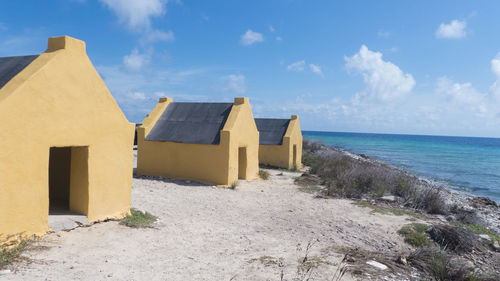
[258,170,270,180]
[248,255,284,267]
[428,224,488,254]
[229,181,238,189]
[407,248,499,281]
[294,173,322,186]
[120,208,158,228]
[352,201,427,219]
[302,139,448,215]
[298,185,323,193]
[352,201,388,215]
[0,240,31,270]
[398,223,433,247]
[452,222,500,245]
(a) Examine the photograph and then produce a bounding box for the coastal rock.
[445,215,455,222]
[450,206,487,227]
[493,241,500,251]
[397,256,407,265]
[366,260,388,270]
[379,195,397,202]
[479,234,491,241]
[470,197,498,208]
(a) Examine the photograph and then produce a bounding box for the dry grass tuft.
[0,237,32,270]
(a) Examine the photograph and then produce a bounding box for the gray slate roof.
[255,118,290,145]
[0,55,39,89]
[145,102,233,145]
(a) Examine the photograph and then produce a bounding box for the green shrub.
[120,208,157,228]
[398,223,432,247]
[428,251,449,281]
[230,181,238,189]
[259,170,270,180]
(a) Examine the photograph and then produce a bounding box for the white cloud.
[489,53,500,98]
[309,64,324,77]
[100,0,175,45]
[154,91,209,101]
[491,53,500,78]
[435,19,467,39]
[140,29,175,44]
[225,74,247,94]
[269,25,275,32]
[436,77,483,105]
[123,49,150,71]
[97,63,207,122]
[99,0,167,31]
[129,92,146,100]
[345,45,415,101]
[240,30,264,46]
[257,50,500,137]
[287,60,306,71]
[276,36,283,41]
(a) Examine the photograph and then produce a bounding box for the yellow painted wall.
[137,97,259,186]
[0,36,134,241]
[258,115,303,169]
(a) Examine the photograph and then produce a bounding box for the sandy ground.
[1,153,419,281]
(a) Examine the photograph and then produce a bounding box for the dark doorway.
[49,147,72,213]
[293,145,297,167]
[48,146,89,216]
[238,147,247,179]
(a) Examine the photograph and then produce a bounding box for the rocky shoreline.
[304,140,500,234]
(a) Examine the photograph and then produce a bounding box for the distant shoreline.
[302,131,500,203]
[302,130,500,140]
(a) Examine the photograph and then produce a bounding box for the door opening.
[48,146,89,216]
[49,147,71,213]
[238,147,247,179]
[293,145,297,167]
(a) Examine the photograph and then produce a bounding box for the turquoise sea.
[303,131,500,203]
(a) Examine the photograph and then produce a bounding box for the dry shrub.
[0,235,33,270]
[428,224,487,254]
[408,248,474,281]
[403,185,448,215]
[258,170,270,180]
[302,139,448,214]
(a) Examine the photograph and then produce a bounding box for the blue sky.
[2,1,500,137]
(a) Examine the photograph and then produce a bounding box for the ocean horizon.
[303,130,500,203]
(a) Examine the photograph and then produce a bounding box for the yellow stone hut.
[255,115,303,169]
[137,97,259,186]
[0,36,134,241]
